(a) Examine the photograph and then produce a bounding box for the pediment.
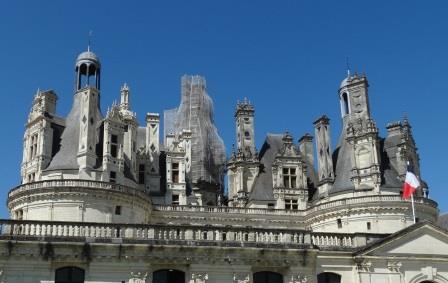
[357,222,448,257]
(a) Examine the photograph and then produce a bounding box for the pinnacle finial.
[346,56,351,78]
[88,30,93,52]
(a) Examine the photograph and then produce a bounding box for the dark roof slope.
[249,134,283,202]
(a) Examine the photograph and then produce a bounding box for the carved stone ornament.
[356,259,372,272]
[129,271,148,283]
[422,266,437,281]
[233,272,250,283]
[290,273,308,283]
[387,261,402,272]
[190,272,209,283]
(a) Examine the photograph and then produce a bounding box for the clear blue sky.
[1,1,447,218]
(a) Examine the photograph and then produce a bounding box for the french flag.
[402,169,420,200]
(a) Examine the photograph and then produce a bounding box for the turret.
[337,74,381,191]
[21,89,60,183]
[75,49,103,175]
[75,48,101,91]
[235,98,256,158]
[227,99,260,207]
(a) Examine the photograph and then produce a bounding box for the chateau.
[1,48,447,283]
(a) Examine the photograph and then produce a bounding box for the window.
[16,209,23,220]
[337,218,342,229]
[317,272,341,283]
[29,134,38,159]
[115,205,121,215]
[342,92,349,115]
[110,134,118,158]
[285,199,298,210]
[172,195,179,205]
[28,173,36,182]
[153,269,185,283]
[138,164,145,184]
[253,271,283,283]
[110,171,116,183]
[55,267,85,283]
[367,222,371,230]
[268,203,275,209]
[283,168,297,188]
[172,162,179,183]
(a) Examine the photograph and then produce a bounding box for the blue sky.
[0,1,447,217]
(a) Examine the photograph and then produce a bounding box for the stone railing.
[0,219,379,249]
[8,179,148,200]
[153,195,436,218]
[307,195,437,215]
[153,204,306,217]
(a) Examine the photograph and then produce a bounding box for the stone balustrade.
[153,195,436,218]
[8,179,148,200]
[153,204,306,216]
[0,219,384,250]
[307,195,437,214]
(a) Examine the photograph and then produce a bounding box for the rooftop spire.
[88,30,93,52]
[346,56,351,78]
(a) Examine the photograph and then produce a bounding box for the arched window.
[317,272,341,283]
[253,271,283,283]
[341,92,350,115]
[153,269,185,283]
[55,267,85,283]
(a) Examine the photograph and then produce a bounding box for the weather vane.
[88,30,93,51]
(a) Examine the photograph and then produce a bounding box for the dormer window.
[110,134,118,158]
[285,198,298,210]
[283,168,296,188]
[172,162,179,183]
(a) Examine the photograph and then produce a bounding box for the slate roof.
[331,120,404,195]
[438,213,448,230]
[45,93,83,171]
[249,134,283,202]
[45,91,103,171]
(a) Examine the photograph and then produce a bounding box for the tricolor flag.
[402,170,420,199]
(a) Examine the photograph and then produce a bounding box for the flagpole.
[410,193,416,224]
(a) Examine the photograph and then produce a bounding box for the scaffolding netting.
[164,75,226,187]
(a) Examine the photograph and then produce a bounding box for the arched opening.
[76,63,100,91]
[317,272,341,283]
[253,271,283,283]
[55,267,85,283]
[341,92,350,115]
[153,269,185,283]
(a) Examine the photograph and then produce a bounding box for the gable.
[358,223,448,257]
[386,233,448,255]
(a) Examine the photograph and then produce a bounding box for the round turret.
[75,48,101,91]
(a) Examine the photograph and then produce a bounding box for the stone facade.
[1,49,447,283]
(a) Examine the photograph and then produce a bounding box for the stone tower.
[74,49,103,177]
[227,99,260,207]
[235,98,256,158]
[339,74,381,191]
[21,89,59,183]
